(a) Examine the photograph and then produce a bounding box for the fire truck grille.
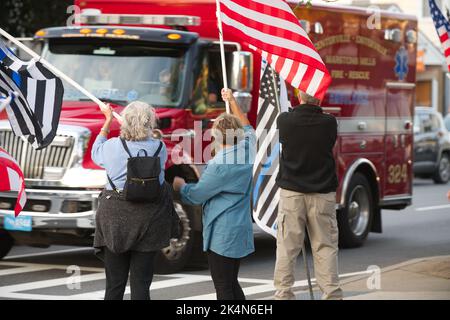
[0,130,75,179]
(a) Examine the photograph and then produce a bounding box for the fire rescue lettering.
[316,34,388,56]
[315,34,351,50]
[326,56,376,67]
[331,70,370,80]
[317,34,390,81]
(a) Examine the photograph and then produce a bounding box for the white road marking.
[0,272,105,293]
[0,261,374,300]
[255,270,373,300]
[0,261,104,272]
[0,265,51,276]
[71,274,213,300]
[415,204,450,212]
[0,292,72,300]
[4,247,94,260]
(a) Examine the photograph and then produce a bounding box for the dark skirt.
[94,183,179,259]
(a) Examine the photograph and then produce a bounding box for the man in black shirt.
[273,91,343,300]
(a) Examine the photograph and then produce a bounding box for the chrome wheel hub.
[439,157,450,182]
[348,186,370,237]
[161,202,191,261]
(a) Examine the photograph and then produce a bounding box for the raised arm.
[91,104,114,167]
[221,88,250,127]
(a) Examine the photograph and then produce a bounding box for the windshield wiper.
[79,98,128,106]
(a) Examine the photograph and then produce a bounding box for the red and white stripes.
[261,50,330,102]
[438,26,450,71]
[219,0,331,99]
[0,148,26,216]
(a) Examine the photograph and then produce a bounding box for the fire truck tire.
[0,230,14,259]
[337,173,374,248]
[154,202,195,274]
[432,154,450,184]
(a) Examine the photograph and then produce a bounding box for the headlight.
[61,167,107,188]
[72,130,91,168]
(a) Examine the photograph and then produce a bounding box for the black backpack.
[107,138,163,203]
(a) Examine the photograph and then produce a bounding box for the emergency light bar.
[80,13,201,27]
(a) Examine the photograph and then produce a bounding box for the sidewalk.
[294,255,450,300]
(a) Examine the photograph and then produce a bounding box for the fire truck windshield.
[42,40,188,107]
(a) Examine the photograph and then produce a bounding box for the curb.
[257,255,450,300]
[339,254,450,286]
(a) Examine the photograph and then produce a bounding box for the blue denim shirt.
[180,125,255,259]
[92,135,167,189]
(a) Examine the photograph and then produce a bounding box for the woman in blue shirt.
[92,101,178,300]
[173,89,255,300]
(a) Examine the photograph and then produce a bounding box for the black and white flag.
[0,39,63,149]
[252,58,291,237]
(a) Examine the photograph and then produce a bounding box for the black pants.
[207,250,246,300]
[103,248,156,300]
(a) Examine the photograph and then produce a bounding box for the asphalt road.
[0,179,449,300]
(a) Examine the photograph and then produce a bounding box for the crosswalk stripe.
[70,274,213,300]
[4,248,94,260]
[0,272,106,293]
[0,261,376,300]
[0,292,72,300]
[0,261,104,272]
[0,265,51,276]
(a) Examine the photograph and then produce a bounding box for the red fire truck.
[0,0,417,272]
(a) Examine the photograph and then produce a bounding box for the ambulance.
[0,0,417,272]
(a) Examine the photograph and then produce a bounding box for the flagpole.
[215,0,231,114]
[0,28,122,123]
[0,93,15,114]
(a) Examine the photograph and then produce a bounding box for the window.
[416,113,439,133]
[416,81,432,107]
[430,114,441,131]
[444,114,450,131]
[44,39,188,107]
[190,46,233,114]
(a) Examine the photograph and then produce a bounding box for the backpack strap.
[120,138,133,158]
[153,141,163,157]
[137,149,148,157]
[107,174,120,193]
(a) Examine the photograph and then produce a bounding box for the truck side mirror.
[229,51,253,93]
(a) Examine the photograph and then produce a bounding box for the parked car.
[413,107,450,184]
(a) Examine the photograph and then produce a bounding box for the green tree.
[0,0,73,37]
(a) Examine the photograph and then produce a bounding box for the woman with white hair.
[92,101,178,300]
[173,89,255,300]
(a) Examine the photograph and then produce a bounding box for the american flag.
[429,0,450,71]
[0,39,64,149]
[0,148,26,216]
[252,59,289,237]
[219,0,331,100]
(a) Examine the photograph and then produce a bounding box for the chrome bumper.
[0,188,101,230]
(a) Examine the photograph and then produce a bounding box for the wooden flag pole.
[0,28,123,123]
[215,0,231,114]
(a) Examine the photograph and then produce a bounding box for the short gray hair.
[120,101,156,141]
[299,91,321,106]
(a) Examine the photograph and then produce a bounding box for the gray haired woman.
[92,101,178,300]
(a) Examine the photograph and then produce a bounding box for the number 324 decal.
[388,164,408,184]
